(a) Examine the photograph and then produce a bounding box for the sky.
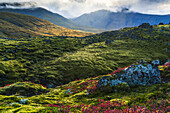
[1,0,170,18]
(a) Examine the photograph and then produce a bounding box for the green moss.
[0,24,169,112]
[0,82,49,97]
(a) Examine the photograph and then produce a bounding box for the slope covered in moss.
[0,70,169,112]
[0,12,92,38]
[0,24,169,112]
[0,24,169,87]
[0,82,48,97]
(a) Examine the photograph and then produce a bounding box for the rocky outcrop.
[138,23,153,29]
[96,75,130,92]
[97,60,161,91]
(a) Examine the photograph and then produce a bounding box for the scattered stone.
[165,48,168,53]
[44,39,51,43]
[4,58,9,61]
[152,60,160,66]
[160,30,164,32]
[47,84,55,88]
[65,89,72,94]
[105,39,114,45]
[168,43,170,46]
[97,75,130,92]
[20,99,28,104]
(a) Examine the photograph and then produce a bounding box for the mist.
[0,2,37,8]
[0,0,170,18]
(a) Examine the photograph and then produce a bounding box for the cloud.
[69,0,86,3]
[142,0,169,3]
[130,0,170,15]
[0,0,170,18]
[0,2,37,8]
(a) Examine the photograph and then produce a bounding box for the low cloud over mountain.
[0,2,37,8]
[1,0,170,18]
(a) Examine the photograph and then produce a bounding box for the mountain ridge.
[72,9,170,30]
[0,12,92,38]
[0,7,103,33]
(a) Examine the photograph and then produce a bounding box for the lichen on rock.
[96,60,161,92]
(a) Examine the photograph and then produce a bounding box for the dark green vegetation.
[72,10,170,30]
[0,8,103,33]
[0,23,169,87]
[0,76,169,112]
[0,82,48,97]
[0,22,169,112]
[0,12,92,38]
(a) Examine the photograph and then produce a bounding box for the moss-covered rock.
[0,82,49,97]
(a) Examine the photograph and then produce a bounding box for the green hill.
[0,23,169,86]
[0,23,169,112]
[0,7,104,33]
[0,12,92,38]
[0,67,169,112]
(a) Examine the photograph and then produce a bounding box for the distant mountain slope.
[0,12,92,38]
[72,10,170,30]
[0,7,103,33]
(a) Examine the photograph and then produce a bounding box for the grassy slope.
[0,8,104,33]
[0,74,169,112]
[0,24,169,112]
[0,24,169,86]
[0,12,92,38]
[40,24,170,84]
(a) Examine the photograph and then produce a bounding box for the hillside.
[0,64,169,112]
[72,10,170,30]
[0,7,103,33]
[0,12,92,38]
[0,23,169,86]
[0,23,169,112]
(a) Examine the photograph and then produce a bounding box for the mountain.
[0,7,103,33]
[0,12,92,38]
[72,10,170,30]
